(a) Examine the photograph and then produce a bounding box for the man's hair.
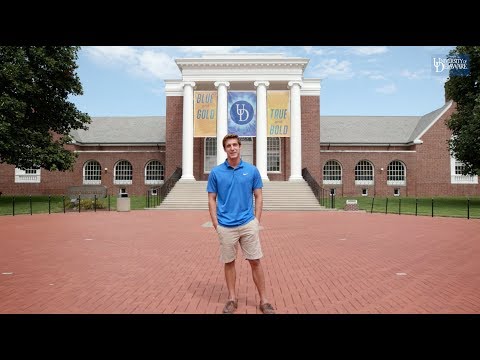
[222,134,242,149]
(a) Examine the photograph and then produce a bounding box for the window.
[450,157,478,184]
[362,188,368,196]
[204,137,217,173]
[145,160,164,184]
[330,188,336,196]
[387,160,406,186]
[267,137,281,172]
[355,160,374,185]
[83,160,101,184]
[114,160,133,185]
[15,168,41,183]
[323,160,342,184]
[394,188,400,196]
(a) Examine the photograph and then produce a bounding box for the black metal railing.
[302,168,334,208]
[146,167,182,208]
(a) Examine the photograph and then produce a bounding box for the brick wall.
[319,148,416,197]
[302,96,321,182]
[0,145,165,196]
[318,102,480,197]
[415,103,480,196]
[165,96,183,179]
[2,99,478,198]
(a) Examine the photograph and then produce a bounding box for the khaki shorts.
[216,218,263,263]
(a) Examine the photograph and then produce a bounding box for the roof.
[320,101,452,145]
[320,115,421,144]
[70,102,452,146]
[71,116,166,144]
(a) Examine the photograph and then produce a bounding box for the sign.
[267,90,290,137]
[346,199,358,204]
[227,91,256,136]
[194,91,217,137]
[67,185,107,200]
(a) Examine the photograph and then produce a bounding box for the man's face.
[224,138,241,160]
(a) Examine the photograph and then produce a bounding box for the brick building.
[0,53,478,197]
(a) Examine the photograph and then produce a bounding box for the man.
[207,134,275,314]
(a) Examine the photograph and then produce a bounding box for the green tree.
[0,46,90,171]
[444,46,480,176]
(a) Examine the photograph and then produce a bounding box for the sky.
[70,46,456,117]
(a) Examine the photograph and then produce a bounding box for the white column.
[180,81,196,181]
[214,81,230,165]
[288,81,303,181]
[254,80,270,181]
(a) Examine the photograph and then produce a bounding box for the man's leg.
[222,260,238,313]
[248,259,268,304]
[224,260,236,301]
[248,259,275,314]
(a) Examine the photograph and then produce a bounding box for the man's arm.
[253,188,263,222]
[208,192,218,230]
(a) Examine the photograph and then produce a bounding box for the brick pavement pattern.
[1,211,479,314]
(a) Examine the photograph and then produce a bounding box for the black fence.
[302,167,336,208]
[145,167,182,208]
[0,194,114,216]
[363,196,480,219]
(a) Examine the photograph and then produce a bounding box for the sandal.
[222,299,238,314]
[259,302,275,314]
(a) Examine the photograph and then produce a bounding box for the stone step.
[155,180,326,210]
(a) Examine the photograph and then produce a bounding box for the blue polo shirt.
[207,159,263,227]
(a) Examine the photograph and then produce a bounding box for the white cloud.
[150,87,165,96]
[133,50,179,79]
[423,46,455,52]
[86,46,138,65]
[85,46,180,80]
[302,46,331,56]
[360,70,387,80]
[400,69,428,80]
[349,46,389,56]
[433,76,449,85]
[375,83,397,94]
[369,74,387,80]
[310,59,353,79]
[177,46,241,54]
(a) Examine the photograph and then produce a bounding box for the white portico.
[164,53,321,182]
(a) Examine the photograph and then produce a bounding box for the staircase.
[155,180,327,211]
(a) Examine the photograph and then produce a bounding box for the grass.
[332,196,480,219]
[0,195,151,216]
[1,194,479,219]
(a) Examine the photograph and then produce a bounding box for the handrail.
[146,167,182,208]
[160,167,182,201]
[302,167,333,208]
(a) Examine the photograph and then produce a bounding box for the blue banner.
[227,91,256,136]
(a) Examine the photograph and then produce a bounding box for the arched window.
[387,160,406,185]
[83,160,101,184]
[355,160,374,185]
[323,160,342,184]
[145,160,164,184]
[114,160,133,185]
